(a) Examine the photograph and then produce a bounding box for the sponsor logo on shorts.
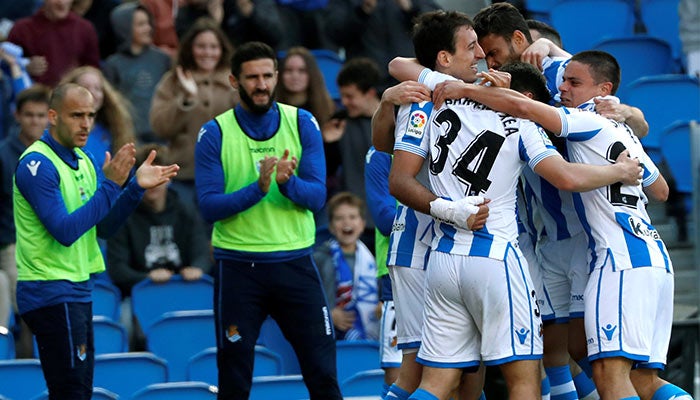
[515,328,530,344]
[391,222,405,233]
[601,324,617,341]
[571,294,584,302]
[226,325,242,343]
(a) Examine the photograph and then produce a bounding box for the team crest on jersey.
[226,325,242,343]
[76,344,87,361]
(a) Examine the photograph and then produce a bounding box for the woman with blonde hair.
[150,17,239,209]
[276,46,336,126]
[60,65,136,167]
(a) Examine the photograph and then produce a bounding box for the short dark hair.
[327,191,366,221]
[336,57,380,93]
[231,41,277,78]
[473,3,532,44]
[526,19,562,48]
[412,10,474,70]
[500,62,551,103]
[16,84,50,112]
[570,50,621,95]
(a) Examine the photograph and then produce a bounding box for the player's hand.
[321,117,346,143]
[26,56,48,77]
[382,80,431,106]
[466,198,491,230]
[103,143,136,186]
[275,149,298,185]
[135,149,180,189]
[176,66,198,99]
[257,155,278,193]
[180,266,204,281]
[520,39,551,71]
[149,268,173,283]
[432,80,470,109]
[332,306,356,331]
[236,0,254,17]
[593,97,629,122]
[615,149,643,186]
[360,0,377,13]
[477,69,512,88]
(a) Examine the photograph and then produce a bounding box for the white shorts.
[388,265,426,350]
[417,248,543,368]
[387,204,432,269]
[585,260,674,366]
[380,300,402,368]
[537,232,589,321]
[518,232,552,322]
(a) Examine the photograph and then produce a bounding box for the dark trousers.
[214,255,342,400]
[22,302,94,400]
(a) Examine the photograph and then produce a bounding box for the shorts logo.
[601,324,617,341]
[390,336,398,348]
[226,325,242,343]
[322,306,332,335]
[515,328,530,344]
[76,344,87,361]
[406,110,428,139]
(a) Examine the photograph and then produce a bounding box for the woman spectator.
[150,17,238,209]
[60,65,135,168]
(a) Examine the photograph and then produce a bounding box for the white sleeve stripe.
[528,150,560,170]
[394,143,428,158]
[418,68,430,85]
[557,108,569,137]
[642,169,659,187]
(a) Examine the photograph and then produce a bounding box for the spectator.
[60,66,136,169]
[324,57,381,250]
[315,192,379,341]
[71,0,120,61]
[150,17,239,210]
[680,0,700,77]
[0,85,49,331]
[175,0,224,39]
[140,0,180,59]
[0,42,32,139]
[324,0,440,91]
[107,144,211,298]
[221,0,285,49]
[8,0,100,86]
[104,2,172,144]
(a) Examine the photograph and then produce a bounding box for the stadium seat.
[249,375,308,400]
[0,359,46,399]
[0,326,14,360]
[146,310,215,381]
[549,0,635,54]
[640,0,682,62]
[341,368,385,397]
[92,316,128,355]
[187,345,283,385]
[310,49,343,103]
[624,74,700,163]
[93,352,168,399]
[335,340,380,383]
[32,387,119,400]
[257,317,301,374]
[131,382,218,400]
[592,36,674,97]
[93,279,121,321]
[660,120,698,213]
[524,0,562,24]
[131,274,214,333]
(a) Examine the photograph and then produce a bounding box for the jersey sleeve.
[557,107,607,141]
[418,69,458,90]
[393,103,431,159]
[519,120,560,171]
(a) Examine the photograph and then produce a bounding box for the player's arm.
[520,38,571,70]
[372,81,431,153]
[365,148,396,236]
[593,98,649,138]
[433,80,565,134]
[643,172,669,202]
[388,57,424,83]
[533,151,642,192]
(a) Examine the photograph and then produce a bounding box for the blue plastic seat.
[131,275,214,333]
[93,279,122,321]
[187,345,283,385]
[592,36,674,98]
[550,0,635,54]
[0,326,14,360]
[132,382,218,400]
[624,74,700,163]
[146,310,215,381]
[32,387,119,400]
[93,352,168,399]
[249,375,308,400]
[92,316,128,355]
[257,317,301,374]
[0,359,46,399]
[640,0,682,62]
[340,368,385,397]
[660,120,698,213]
[524,0,562,24]
[335,340,380,383]
[310,49,344,103]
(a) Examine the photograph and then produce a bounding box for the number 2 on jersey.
[429,109,505,196]
[606,141,639,208]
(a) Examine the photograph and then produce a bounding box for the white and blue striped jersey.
[388,103,433,269]
[398,96,560,259]
[541,56,569,104]
[557,104,672,273]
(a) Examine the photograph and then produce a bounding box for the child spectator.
[314,192,379,340]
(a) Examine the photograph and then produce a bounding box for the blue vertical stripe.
[435,222,456,253]
[511,243,536,354]
[594,259,606,355]
[64,303,75,369]
[397,208,420,266]
[655,241,670,272]
[468,229,493,257]
[540,179,570,240]
[573,194,597,273]
[618,270,624,352]
[615,213,652,268]
[505,245,516,354]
